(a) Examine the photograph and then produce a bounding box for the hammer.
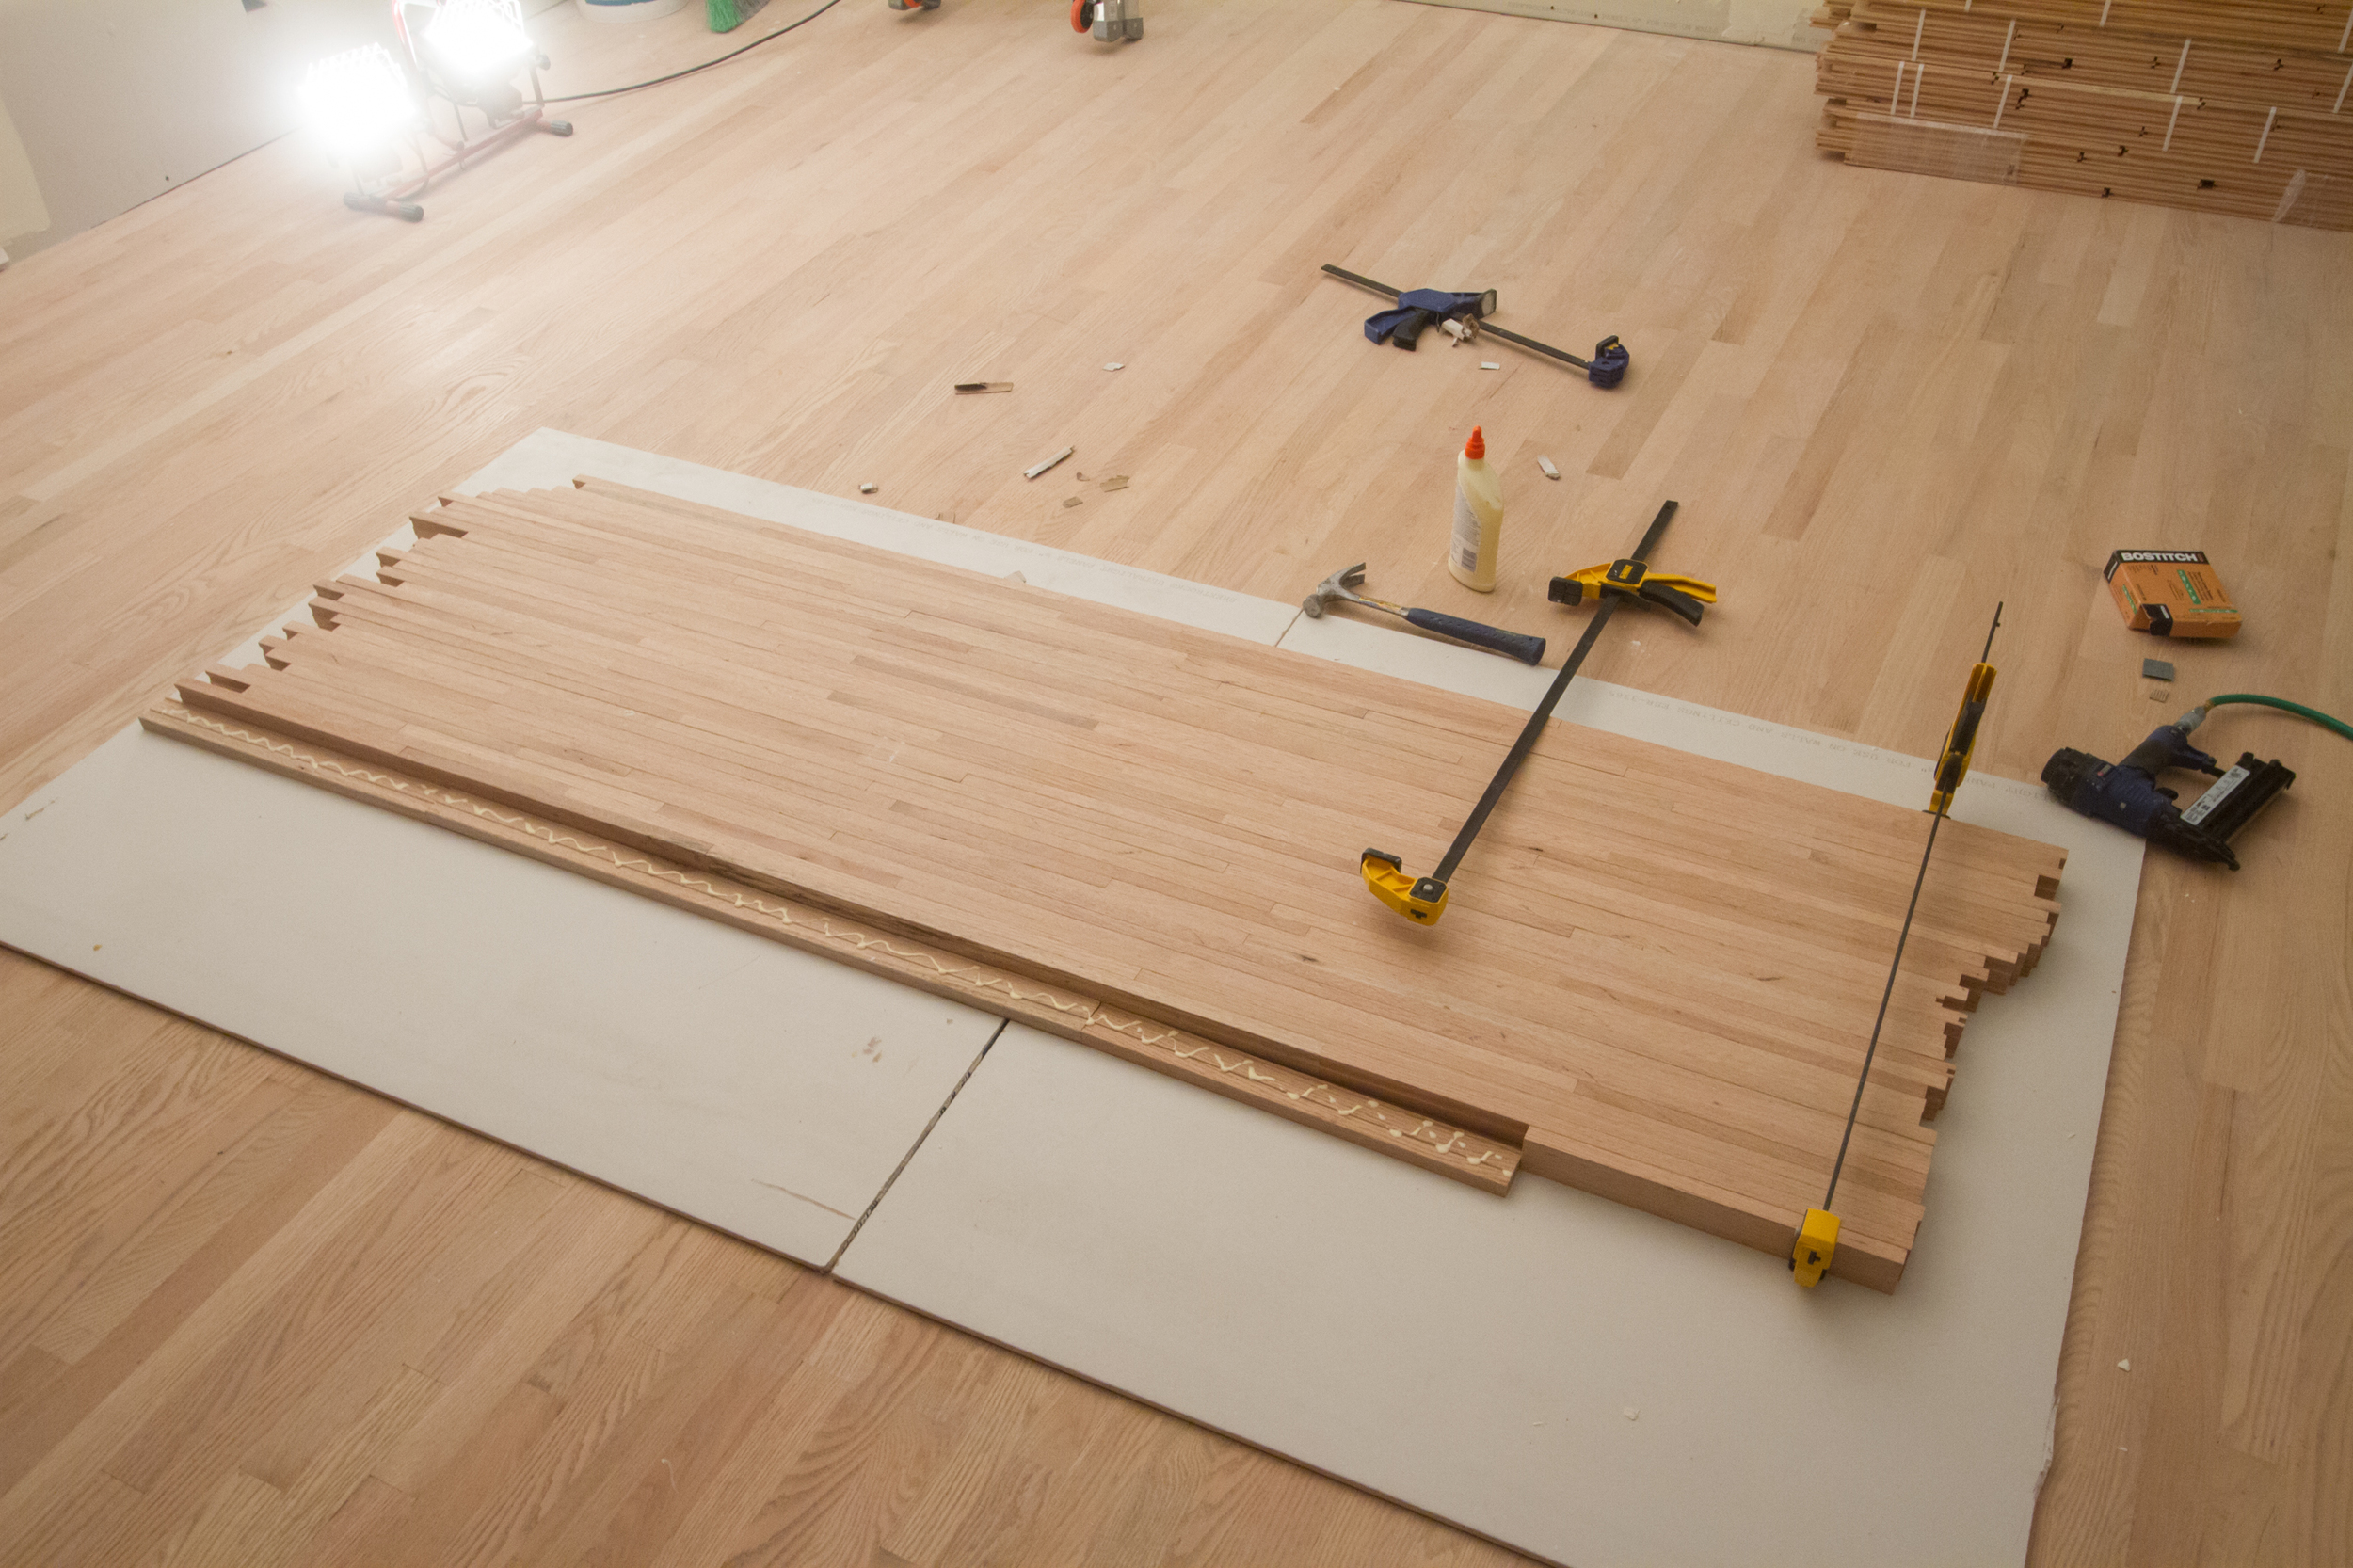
[1302,565,1545,664]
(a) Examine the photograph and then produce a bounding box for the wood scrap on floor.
[147,480,2066,1290]
[1813,0,2353,229]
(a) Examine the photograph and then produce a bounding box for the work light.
[423,0,536,85]
[299,44,419,164]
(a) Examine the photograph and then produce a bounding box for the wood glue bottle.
[1448,425,1503,592]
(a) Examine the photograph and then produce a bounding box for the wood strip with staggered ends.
[137,697,1522,1191]
[1813,0,2353,228]
[159,479,2065,1291]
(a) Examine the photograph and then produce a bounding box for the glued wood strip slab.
[153,480,2066,1289]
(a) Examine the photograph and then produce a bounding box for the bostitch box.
[2104,549,2241,638]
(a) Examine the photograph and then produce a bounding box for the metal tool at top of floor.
[1070,0,1141,37]
[1319,264,1630,387]
[1359,499,1710,927]
[888,0,1140,40]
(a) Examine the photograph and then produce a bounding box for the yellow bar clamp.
[1798,608,2000,1290]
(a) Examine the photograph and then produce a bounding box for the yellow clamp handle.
[1556,562,1720,603]
[1927,662,1997,816]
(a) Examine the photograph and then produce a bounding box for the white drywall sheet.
[0,726,1001,1269]
[0,430,2140,1567]
[1412,0,1828,52]
[837,614,2145,1568]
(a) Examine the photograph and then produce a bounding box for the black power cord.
[539,0,845,103]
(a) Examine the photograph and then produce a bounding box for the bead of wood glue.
[1449,425,1504,592]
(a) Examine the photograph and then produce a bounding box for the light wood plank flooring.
[2,0,2346,1560]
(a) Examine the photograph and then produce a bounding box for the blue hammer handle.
[1403,608,1546,664]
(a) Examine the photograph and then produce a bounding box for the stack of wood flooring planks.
[145,481,2065,1290]
[1814,0,2353,227]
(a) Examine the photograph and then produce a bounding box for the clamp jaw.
[1548,558,1717,626]
[1361,850,1449,924]
[1790,1208,1839,1288]
[1583,335,1631,389]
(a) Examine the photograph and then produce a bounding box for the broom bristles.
[707,0,742,32]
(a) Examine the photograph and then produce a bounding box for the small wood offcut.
[146,480,2066,1290]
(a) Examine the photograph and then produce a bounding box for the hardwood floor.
[0,951,1530,1567]
[1,0,2345,1561]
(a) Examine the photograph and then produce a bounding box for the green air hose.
[2189,694,2353,744]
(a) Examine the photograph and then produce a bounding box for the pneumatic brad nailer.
[2041,694,2349,870]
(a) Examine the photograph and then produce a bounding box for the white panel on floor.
[839,614,2145,1568]
[1411,0,1829,53]
[1279,607,1991,809]
[0,727,1000,1267]
[0,428,2143,1564]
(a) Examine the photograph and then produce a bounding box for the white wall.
[1410,0,1825,53]
[0,0,401,258]
[0,87,49,257]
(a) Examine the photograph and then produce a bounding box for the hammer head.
[1301,563,1368,617]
